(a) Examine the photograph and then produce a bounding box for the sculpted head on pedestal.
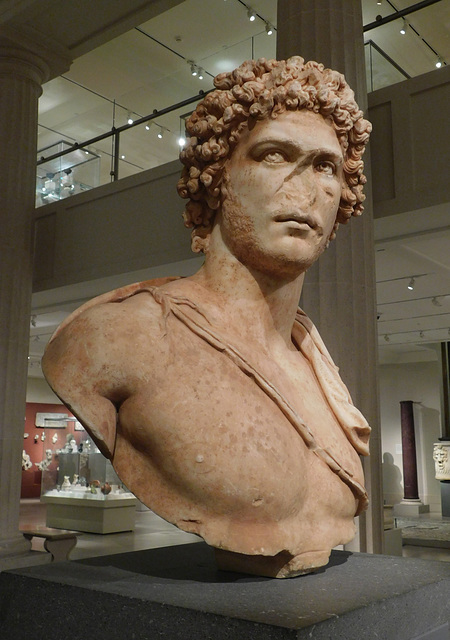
[178,56,371,254]
[433,443,450,480]
[43,57,371,579]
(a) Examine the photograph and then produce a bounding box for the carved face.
[433,444,450,479]
[212,109,344,277]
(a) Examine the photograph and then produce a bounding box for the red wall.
[21,402,83,499]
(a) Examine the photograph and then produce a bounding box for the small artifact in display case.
[35,449,53,471]
[22,450,32,471]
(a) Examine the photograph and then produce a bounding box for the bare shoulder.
[44,290,168,381]
[42,288,168,457]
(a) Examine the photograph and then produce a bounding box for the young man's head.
[178,56,371,254]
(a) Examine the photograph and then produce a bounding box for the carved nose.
[285,166,317,206]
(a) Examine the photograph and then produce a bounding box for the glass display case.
[40,437,137,534]
[36,140,100,208]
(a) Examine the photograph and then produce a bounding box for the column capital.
[0,47,49,93]
[0,23,72,85]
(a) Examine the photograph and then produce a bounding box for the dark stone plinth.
[1,542,450,639]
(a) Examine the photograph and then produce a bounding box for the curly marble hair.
[177,56,371,253]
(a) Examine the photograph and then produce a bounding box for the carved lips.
[273,212,319,231]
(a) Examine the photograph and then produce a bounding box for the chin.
[242,251,319,281]
[269,242,328,276]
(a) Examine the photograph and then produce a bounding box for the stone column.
[277,0,383,554]
[400,401,419,500]
[0,46,50,569]
[394,401,429,516]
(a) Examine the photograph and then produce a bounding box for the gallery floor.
[19,499,450,564]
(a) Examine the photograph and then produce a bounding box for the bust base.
[214,547,330,578]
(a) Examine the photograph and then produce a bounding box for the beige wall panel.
[369,65,450,219]
[369,101,395,203]
[33,160,192,291]
[410,82,450,194]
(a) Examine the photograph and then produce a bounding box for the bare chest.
[117,320,363,489]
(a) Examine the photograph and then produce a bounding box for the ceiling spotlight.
[247,8,256,21]
[400,20,407,35]
[178,136,186,147]
[127,113,134,125]
[157,128,164,139]
[265,23,273,35]
[436,57,443,69]
[407,277,415,291]
[121,154,125,159]
[384,334,390,343]
[197,68,204,80]
[419,331,425,338]
[377,0,382,4]
[190,63,198,77]
[145,124,151,131]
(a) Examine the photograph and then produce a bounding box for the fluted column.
[0,47,49,568]
[277,0,383,554]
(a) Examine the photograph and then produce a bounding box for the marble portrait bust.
[433,443,450,480]
[43,57,372,578]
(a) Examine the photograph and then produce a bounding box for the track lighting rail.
[363,0,442,32]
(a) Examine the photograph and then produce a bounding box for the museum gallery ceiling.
[14,0,449,373]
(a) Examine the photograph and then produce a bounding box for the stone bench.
[21,527,81,562]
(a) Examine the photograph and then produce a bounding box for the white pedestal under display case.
[40,448,137,534]
[41,493,137,534]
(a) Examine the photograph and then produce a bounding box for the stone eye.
[316,161,336,176]
[262,151,286,163]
